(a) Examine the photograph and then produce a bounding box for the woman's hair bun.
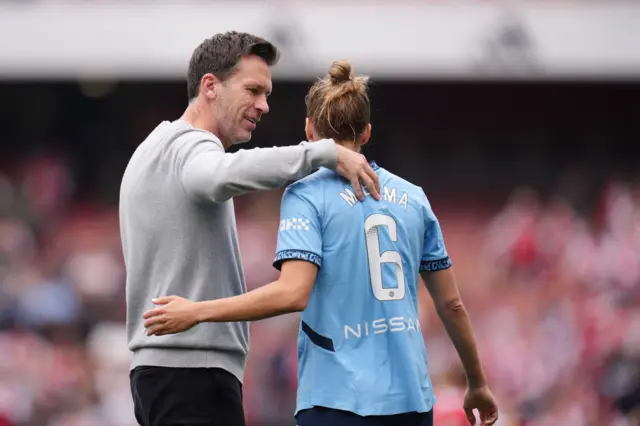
[328,60,352,84]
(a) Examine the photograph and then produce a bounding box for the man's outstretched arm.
[180,136,380,203]
[143,260,317,336]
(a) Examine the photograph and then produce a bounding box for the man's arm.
[143,260,317,335]
[421,268,486,389]
[181,138,379,203]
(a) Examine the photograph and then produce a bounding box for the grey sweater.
[119,119,337,382]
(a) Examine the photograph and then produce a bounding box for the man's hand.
[334,144,381,201]
[143,296,200,336]
[463,385,499,425]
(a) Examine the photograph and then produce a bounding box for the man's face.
[213,55,272,146]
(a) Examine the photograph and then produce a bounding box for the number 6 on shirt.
[364,214,406,301]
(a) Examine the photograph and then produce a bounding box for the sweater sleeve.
[179,137,338,203]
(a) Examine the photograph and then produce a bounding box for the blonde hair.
[305,60,370,142]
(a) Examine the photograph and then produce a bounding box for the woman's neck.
[335,140,360,152]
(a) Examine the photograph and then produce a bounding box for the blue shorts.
[296,406,434,426]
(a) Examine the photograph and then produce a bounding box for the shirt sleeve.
[179,133,338,203]
[273,185,323,271]
[419,192,452,272]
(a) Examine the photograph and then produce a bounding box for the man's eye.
[248,88,260,95]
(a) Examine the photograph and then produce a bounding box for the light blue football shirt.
[273,161,451,417]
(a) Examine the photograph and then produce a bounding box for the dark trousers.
[296,406,434,426]
[130,366,245,426]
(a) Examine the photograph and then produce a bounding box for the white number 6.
[364,214,406,301]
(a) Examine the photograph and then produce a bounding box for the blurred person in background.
[143,60,498,426]
[120,32,381,426]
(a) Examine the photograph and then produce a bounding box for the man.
[143,60,498,426]
[120,33,381,426]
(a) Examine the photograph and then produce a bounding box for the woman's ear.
[359,123,372,146]
[305,118,316,141]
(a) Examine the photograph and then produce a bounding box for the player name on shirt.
[340,186,409,209]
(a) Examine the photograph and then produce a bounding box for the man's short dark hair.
[186,31,280,100]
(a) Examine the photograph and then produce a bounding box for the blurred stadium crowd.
[0,149,638,426]
[0,65,638,426]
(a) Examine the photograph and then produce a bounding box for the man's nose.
[256,95,269,115]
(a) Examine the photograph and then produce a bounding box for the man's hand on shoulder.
[334,144,381,201]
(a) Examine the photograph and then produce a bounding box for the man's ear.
[200,73,220,100]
